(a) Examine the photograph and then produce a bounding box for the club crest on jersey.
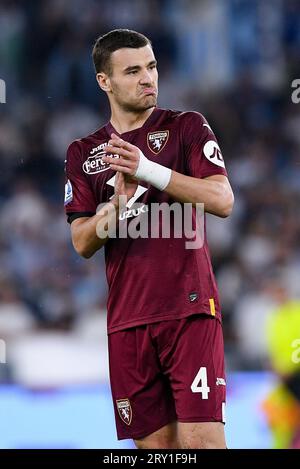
[116,399,132,425]
[83,143,119,175]
[147,130,169,154]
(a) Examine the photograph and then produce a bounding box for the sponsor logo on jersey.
[83,143,119,174]
[147,130,169,154]
[116,399,132,425]
[90,143,105,155]
[119,204,149,221]
[106,175,148,208]
[203,140,225,168]
[64,179,73,205]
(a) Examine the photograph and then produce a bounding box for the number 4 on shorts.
[191,367,210,399]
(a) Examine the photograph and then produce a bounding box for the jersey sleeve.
[64,141,97,223]
[182,112,228,179]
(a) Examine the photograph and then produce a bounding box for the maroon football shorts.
[108,315,226,440]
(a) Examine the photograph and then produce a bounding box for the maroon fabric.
[65,108,228,333]
[108,315,226,440]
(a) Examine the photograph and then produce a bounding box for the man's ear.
[96,72,112,92]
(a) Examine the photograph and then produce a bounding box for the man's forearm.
[71,196,124,258]
[164,171,234,218]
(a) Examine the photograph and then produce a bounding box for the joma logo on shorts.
[216,378,226,386]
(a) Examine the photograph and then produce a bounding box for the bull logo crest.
[147,130,169,154]
[116,399,132,425]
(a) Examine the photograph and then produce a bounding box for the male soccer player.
[64,29,234,449]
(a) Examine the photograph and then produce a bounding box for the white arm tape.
[134,150,172,191]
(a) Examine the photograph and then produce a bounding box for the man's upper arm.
[64,141,97,224]
[183,112,228,180]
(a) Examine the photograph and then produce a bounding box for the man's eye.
[128,70,137,75]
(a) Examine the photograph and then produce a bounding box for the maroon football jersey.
[64,108,228,333]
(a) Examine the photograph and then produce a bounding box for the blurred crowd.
[0,0,300,386]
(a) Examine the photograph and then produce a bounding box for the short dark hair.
[92,29,151,75]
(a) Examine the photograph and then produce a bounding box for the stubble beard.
[115,92,157,114]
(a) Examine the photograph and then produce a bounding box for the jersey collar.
[105,107,162,139]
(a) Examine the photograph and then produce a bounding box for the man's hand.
[112,171,138,205]
[103,133,140,176]
[103,132,172,192]
[71,170,138,259]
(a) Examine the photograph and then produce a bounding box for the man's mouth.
[141,88,156,96]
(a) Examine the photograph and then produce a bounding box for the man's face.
[104,45,158,112]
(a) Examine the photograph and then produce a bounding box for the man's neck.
[110,106,155,134]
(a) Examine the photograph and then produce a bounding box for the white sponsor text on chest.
[83,142,119,174]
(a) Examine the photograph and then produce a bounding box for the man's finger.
[110,133,137,152]
[108,164,133,174]
[104,146,134,159]
[108,140,135,152]
[102,156,135,168]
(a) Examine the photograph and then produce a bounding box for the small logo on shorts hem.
[189,292,198,303]
[216,378,226,386]
[116,398,132,425]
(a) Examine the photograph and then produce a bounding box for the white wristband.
[134,150,172,191]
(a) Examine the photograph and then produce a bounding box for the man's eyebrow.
[123,60,157,72]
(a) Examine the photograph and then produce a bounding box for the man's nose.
[139,69,153,85]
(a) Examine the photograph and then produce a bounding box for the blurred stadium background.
[0,0,300,449]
